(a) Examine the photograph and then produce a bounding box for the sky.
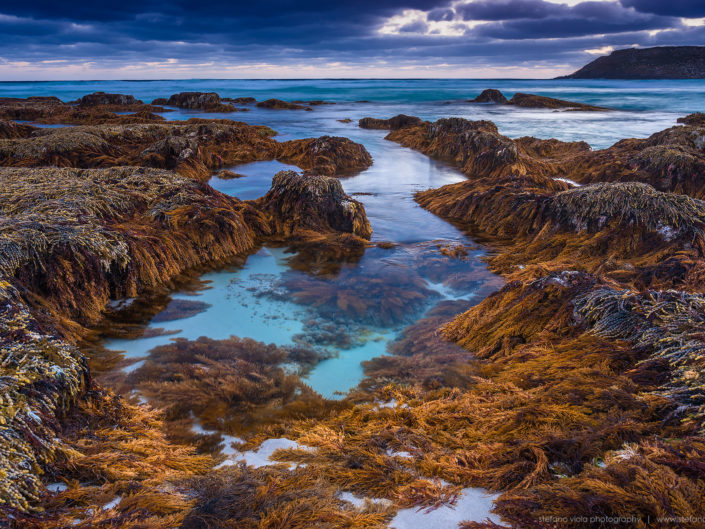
[0,0,704,80]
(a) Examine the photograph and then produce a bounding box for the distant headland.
[559,46,705,79]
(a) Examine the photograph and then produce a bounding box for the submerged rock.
[508,92,608,111]
[469,88,509,104]
[74,91,143,107]
[224,96,257,105]
[359,114,423,130]
[256,99,312,111]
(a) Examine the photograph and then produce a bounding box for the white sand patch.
[390,487,504,529]
[230,438,304,468]
[339,491,393,509]
[386,448,413,459]
[102,496,121,510]
[553,177,582,187]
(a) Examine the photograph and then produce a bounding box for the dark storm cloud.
[455,0,566,21]
[458,0,680,39]
[620,0,705,18]
[0,0,701,76]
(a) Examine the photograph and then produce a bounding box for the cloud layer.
[0,0,703,79]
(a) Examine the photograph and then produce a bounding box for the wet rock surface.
[256,98,312,110]
[359,114,423,130]
[468,88,509,104]
[159,91,241,112]
[73,91,142,107]
[255,170,372,240]
[0,120,372,180]
[508,92,608,110]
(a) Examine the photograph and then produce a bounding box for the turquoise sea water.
[30,78,697,397]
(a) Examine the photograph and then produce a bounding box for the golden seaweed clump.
[0,281,87,513]
[277,136,374,176]
[0,166,258,327]
[255,170,373,240]
[417,180,705,289]
[125,336,329,437]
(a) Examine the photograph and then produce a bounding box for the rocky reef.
[359,114,423,130]
[72,92,142,107]
[468,88,508,104]
[0,120,372,179]
[256,98,312,111]
[277,135,374,175]
[4,93,705,529]
[0,95,170,125]
[154,92,243,113]
[254,170,372,240]
[465,89,608,110]
[376,115,705,200]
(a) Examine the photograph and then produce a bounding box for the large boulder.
[469,89,509,104]
[162,92,237,112]
[278,135,373,176]
[508,92,608,111]
[75,92,142,106]
[359,114,423,130]
[255,170,372,239]
[256,99,311,110]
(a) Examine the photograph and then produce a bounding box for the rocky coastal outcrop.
[358,114,423,130]
[73,92,142,107]
[0,120,372,179]
[374,115,705,199]
[468,88,508,104]
[560,46,705,79]
[277,135,374,175]
[508,92,608,110]
[254,170,372,240]
[465,89,608,110]
[256,99,312,111]
[0,95,170,125]
[154,92,242,113]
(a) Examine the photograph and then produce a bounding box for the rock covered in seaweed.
[508,92,608,111]
[0,281,88,512]
[278,135,373,176]
[0,166,260,325]
[256,99,311,110]
[678,112,705,126]
[0,120,36,139]
[379,115,705,199]
[465,89,607,110]
[416,179,705,289]
[387,117,565,183]
[0,120,372,181]
[160,91,239,112]
[255,170,372,240]
[358,114,423,130]
[468,89,509,104]
[74,91,142,107]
